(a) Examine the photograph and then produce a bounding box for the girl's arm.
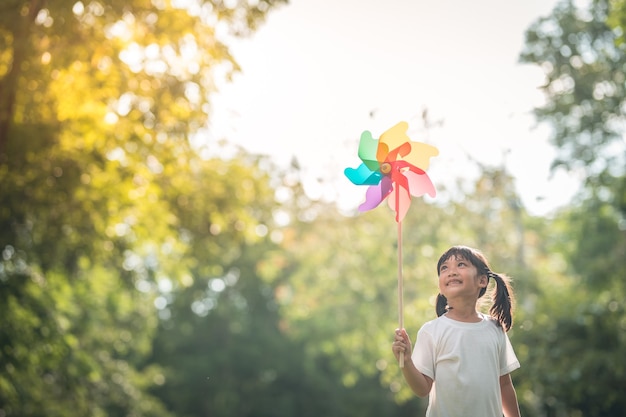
[393,329,433,398]
[500,373,521,417]
[400,357,433,398]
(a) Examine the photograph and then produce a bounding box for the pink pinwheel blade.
[388,182,411,222]
[358,176,393,212]
[385,169,437,222]
[404,170,437,198]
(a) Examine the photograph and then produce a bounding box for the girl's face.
[438,255,488,300]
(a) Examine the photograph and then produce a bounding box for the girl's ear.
[479,274,488,288]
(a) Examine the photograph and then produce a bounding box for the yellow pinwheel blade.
[379,121,439,169]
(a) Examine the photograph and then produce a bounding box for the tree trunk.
[0,0,45,162]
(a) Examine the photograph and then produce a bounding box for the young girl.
[392,245,521,417]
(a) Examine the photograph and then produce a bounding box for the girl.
[392,245,521,417]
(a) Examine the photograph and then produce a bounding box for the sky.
[207,0,580,216]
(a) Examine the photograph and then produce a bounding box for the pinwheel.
[344,121,438,221]
[344,121,438,367]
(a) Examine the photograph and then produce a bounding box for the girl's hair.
[435,245,515,332]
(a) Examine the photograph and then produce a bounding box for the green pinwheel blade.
[358,130,380,171]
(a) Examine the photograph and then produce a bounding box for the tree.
[0,0,286,158]
[513,200,626,417]
[0,0,286,415]
[519,0,625,214]
[516,0,626,414]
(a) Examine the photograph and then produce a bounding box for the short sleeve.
[500,332,520,376]
[412,325,436,380]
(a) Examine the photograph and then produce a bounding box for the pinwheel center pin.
[380,162,392,175]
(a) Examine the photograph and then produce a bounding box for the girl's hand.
[392,328,413,362]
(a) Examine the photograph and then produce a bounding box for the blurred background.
[1,0,625,416]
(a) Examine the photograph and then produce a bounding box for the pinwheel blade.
[344,163,382,186]
[404,142,439,171]
[379,122,411,157]
[385,142,412,163]
[379,121,439,170]
[404,169,437,198]
[358,176,393,212]
[387,182,411,223]
[358,130,380,172]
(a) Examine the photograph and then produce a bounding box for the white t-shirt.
[412,313,520,417]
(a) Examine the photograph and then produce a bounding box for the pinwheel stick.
[398,220,405,368]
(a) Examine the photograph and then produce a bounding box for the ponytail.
[487,271,515,332]
[436,293,448,317]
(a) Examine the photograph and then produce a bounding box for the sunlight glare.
[72,1,84,15]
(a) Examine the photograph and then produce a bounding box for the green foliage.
[0,0,286,416]
[513,200,626,416]
[515,0,626,415]
[0,263,170,417]
[609,0,626,45]
[520,0,625,211]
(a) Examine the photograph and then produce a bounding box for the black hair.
[435,245,515,332]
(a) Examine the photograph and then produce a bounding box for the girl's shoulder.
[420,313,501,332]
[480,313,508,333]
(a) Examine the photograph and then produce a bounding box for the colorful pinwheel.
[344,121,438,222]
[344,121,439,368]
